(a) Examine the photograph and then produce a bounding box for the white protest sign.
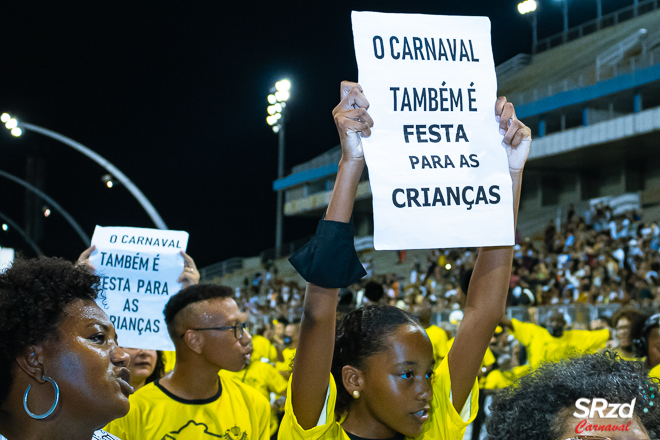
[352,11,514,250]
[90,226,189,350]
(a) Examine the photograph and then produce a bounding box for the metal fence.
[259,234,314,264]
[200,257,244,280]
[534,0,659,54]
[510,43,660,106]
[435,303,655,328]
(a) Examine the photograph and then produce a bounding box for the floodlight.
[518,0,537,14]
[276,79,291,92]
[275,90,290,102]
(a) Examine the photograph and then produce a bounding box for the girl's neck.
[341,407,398,439]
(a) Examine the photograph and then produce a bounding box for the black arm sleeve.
[288,219,366,289]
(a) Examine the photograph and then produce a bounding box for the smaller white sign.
[0,248,14,273]
[90,226,189,350]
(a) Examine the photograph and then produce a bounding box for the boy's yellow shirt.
[277,355,478,440]
[105,375,270,440]
[221,361,288,436]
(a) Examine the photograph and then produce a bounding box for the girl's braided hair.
[331,304,421,418]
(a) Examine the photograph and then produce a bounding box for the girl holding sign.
[278,81,531,440]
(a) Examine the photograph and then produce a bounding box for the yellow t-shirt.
[105,375,270,440]
[650,363,660,381]
[483,365,531,390]
[277,348,297,373]
[163,350,176,373]
[221,361,288,436]
[425,325,449,364]
[278,356,478,440]
[510,319,609,367]
[253,335,278,364]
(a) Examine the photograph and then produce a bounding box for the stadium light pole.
[518,0,539,55]
[266,79,291,259]
[554,0,569,41]
[0,113,168,230]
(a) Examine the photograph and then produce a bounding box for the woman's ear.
[342,364,364,396]
[15,345,47,383]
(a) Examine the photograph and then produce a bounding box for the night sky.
[0,0,635,267]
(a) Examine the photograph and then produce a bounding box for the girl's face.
[358,324,435,438]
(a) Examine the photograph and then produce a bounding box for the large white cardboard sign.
[352,11,514,250]
[90,226,189,350]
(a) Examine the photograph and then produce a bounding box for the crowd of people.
[1,84,659,440]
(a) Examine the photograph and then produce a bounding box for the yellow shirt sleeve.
[279,375,346,440]
[570,328,609,351]
[510,319,545,347]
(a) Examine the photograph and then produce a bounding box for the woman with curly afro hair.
[487,350,660,440]
[0,257,132,440]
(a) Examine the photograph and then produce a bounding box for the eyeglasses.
[180,322,248,340]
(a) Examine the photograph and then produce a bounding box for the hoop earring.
[24,376,60,420]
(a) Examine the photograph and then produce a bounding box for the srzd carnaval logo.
[572,398,636,434]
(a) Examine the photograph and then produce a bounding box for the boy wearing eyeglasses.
[105,284,270,440]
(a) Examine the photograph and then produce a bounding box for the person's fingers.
[510,125,532,148]
[334,85,369,113]
[495,96,507,122]
[180,251,197,270]
[78,245,96,262]
[503,119,526,145]
[335,115,372,138]
[340,80,363,101]
[342,107,374,128]
[500,102,516,134]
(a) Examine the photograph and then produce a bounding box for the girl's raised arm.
[448,97,532,412]
[289,81,373,429]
